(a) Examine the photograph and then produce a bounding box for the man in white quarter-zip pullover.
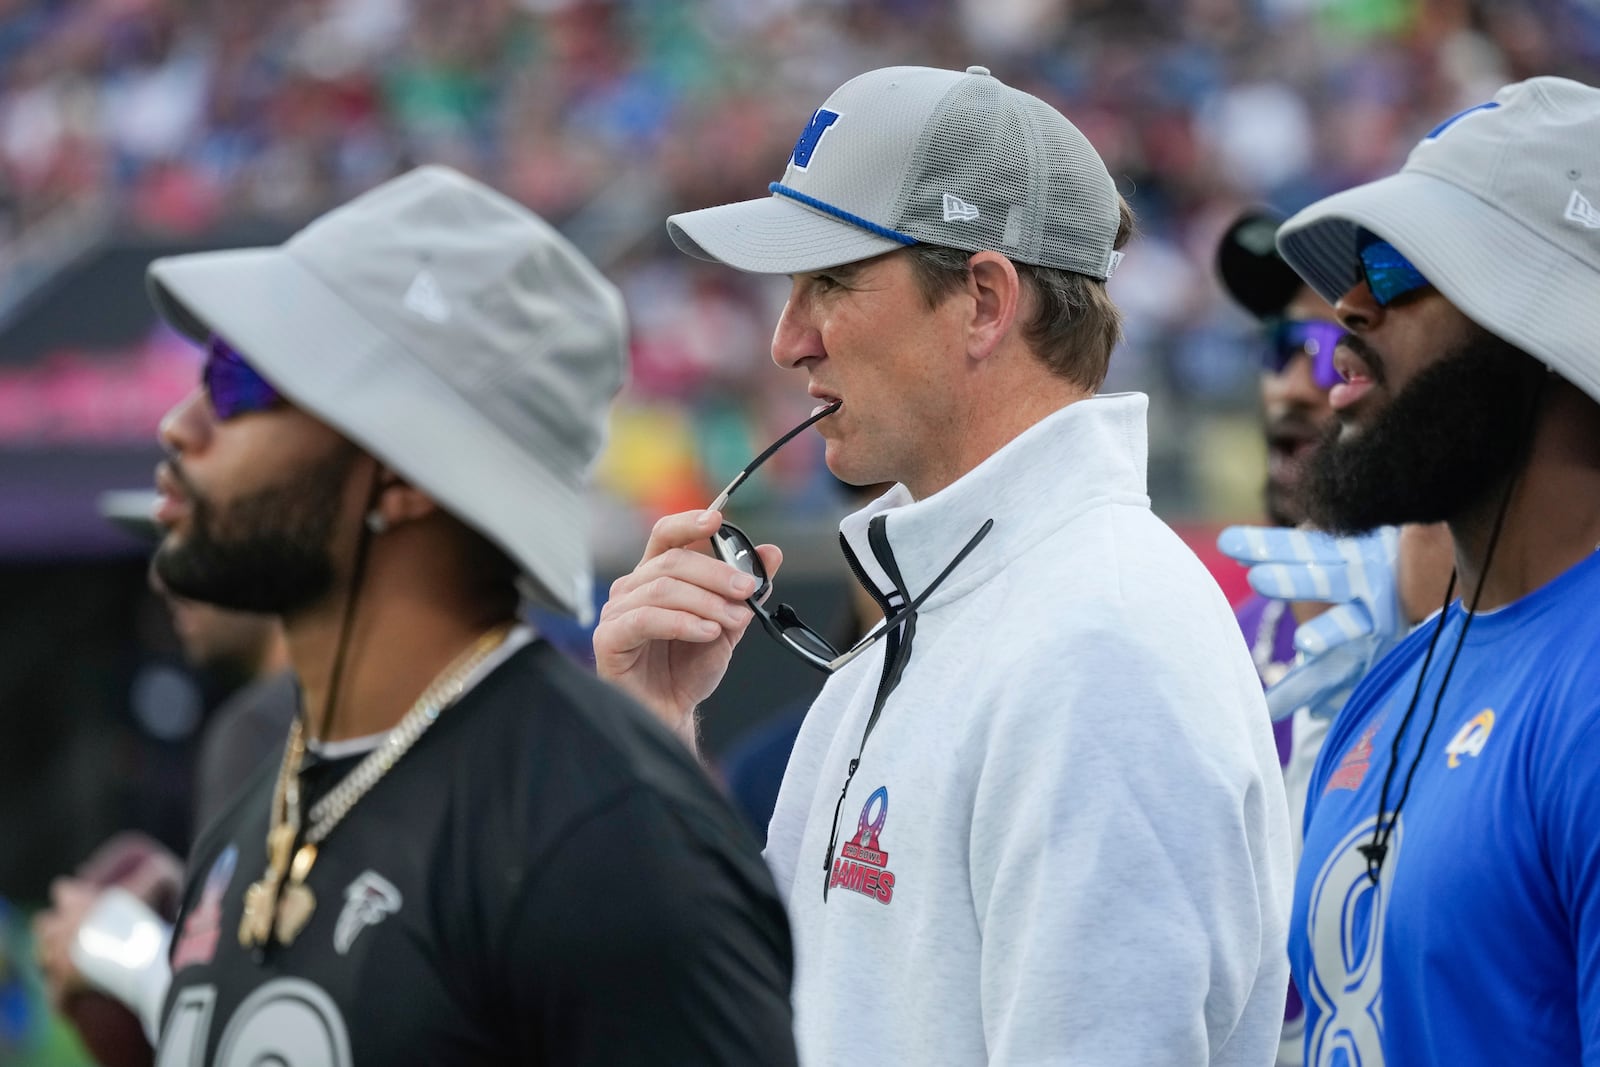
[595,64,1293,1066]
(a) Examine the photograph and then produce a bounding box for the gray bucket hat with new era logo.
[668,65,1124,280]
[1278,76,1600,407]
[146,165,628,622]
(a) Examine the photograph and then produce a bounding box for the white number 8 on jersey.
[1305,815,1401,1067]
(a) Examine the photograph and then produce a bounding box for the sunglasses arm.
[708,477,744,515]
[825,637,880,673]
[709,401,843,516]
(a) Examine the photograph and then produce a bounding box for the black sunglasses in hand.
[707,402,991,673]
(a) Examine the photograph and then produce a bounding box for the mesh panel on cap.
[892,75,1117,276]
[1035,95,1120,274]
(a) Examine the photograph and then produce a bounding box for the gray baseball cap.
[1278,76,1600,406]
[146,165,628,622]
[668,65,1123,278]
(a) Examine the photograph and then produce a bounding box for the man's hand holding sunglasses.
[597,403,950,753]
[594,509,773,751]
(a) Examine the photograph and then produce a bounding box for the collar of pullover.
[839,392,1152,610]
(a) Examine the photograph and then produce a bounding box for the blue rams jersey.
[1293,548,1600,1066]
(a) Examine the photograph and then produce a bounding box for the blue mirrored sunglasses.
[1358,239,1430,307]
[203,336,283,420]
[1266,319,1345,390]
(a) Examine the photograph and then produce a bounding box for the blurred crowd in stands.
[3,0,1599,534]
[2,6,1598,1060]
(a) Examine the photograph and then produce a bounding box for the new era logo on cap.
[1565,189,1600,229]
[941,193,980,222]
[403,269,451,323]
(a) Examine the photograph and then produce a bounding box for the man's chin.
[146,559,170,597]
[823,449,880,495]
[152,525,188,558]
[1263,484,1302,529]
[151,548,234,611]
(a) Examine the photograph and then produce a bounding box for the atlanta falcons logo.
[334,870,403,955]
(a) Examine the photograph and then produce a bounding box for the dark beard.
[1305,329,1545,535]
[153,447,356,614]
[1265,448,1313,527]
[1265,479,1300,528]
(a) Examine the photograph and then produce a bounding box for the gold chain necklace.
[239,622,515,950]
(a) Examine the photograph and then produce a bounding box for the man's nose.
[158,388,213,456]
[771,288,822,370]
[1334,280,1386,335]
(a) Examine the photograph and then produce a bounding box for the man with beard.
[1271,77,1600,1065]
[136,165,797,1065]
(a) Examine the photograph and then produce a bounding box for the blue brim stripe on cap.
[769,183,917,247]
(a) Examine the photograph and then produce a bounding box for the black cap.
[1215,209,1304,321]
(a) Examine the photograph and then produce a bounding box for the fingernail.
[696,510,717,527]
[733,575,758,595]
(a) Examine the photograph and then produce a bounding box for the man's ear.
[964,251,1022,361]
[367,470,438,533]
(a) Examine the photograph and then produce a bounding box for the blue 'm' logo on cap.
[791,108,841,170]
[1424,100,1499,140]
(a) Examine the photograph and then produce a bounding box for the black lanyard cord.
[820,517,993,899]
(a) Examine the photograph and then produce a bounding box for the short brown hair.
[906,196,1136,391]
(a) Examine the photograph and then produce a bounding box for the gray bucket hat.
[668,65,1123,279]
[1277,76,1600,406]
[147,165,628,622]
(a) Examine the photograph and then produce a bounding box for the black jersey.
[157,640,796,1066]
[193,670,298,834]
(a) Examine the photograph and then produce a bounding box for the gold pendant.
[238,823,297,949]
[274,844,319,946]
[275,884,315,945]
[239,877,279,948]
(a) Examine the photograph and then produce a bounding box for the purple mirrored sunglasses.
[1265,319,1345,391]
[203,336,283,420]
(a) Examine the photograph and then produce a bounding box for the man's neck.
[284,591,512,743]
[907,366,1091,500]
[250,630,292,679]
[1448,385,1600,611]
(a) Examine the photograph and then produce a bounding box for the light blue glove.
[1217,525,1403,722]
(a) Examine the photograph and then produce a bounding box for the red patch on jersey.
[1325,722,1382,794]
[171,845,237,971]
